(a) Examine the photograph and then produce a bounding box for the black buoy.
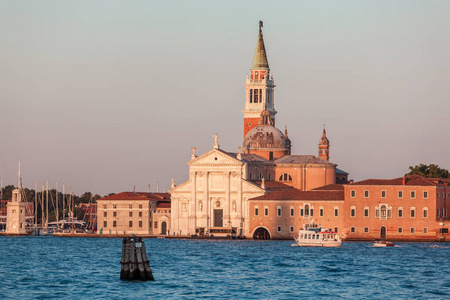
[120,236,154,281]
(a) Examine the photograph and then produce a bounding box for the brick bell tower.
[243,21,277,138]
[318,127,330,161]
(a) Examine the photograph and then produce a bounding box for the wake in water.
[429,245,450,248]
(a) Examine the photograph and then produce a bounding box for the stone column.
[224,171,230,226]
[203,172,209,228]
[190,171,197,234]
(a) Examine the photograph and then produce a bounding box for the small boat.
[373,240,395,247]
[294,223,341,247]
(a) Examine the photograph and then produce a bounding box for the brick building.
[97,192,170,235]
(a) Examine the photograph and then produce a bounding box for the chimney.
[402,177,406,185]
[349,179,354,184]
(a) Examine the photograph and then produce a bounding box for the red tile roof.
[98,192,163,201]
[249,190,344,201]
[313,184,345,191]
[252,180,294,191]
[350,175,441,187]
[157,202,171,209]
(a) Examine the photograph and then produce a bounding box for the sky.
[1,1,450,195]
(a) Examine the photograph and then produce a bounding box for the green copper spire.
[251,21,269,70]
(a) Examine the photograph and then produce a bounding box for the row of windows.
[103,204,144,209]
[350,190,430,199]
[249,89,263,103]
[437,208,448,218]
[255,206,338,217]
[275,226,339,233]
[104,211,144,218]
[350,206,430,218]
[103,220,143,228]
[349,227,428,234]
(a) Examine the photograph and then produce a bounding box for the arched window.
[304,204,310,216]
[279,173,293,181]
[381,205,387,218]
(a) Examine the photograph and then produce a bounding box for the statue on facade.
[171,178,175,188]
[191,147,197,160]
[213,133,219,149]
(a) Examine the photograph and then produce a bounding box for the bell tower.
[243,21,277,138]
[318,127,330,161]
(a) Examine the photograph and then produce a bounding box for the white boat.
[373,240,395,247]
[294,223,341,247]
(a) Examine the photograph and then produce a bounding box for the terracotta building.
[96,192,170,235]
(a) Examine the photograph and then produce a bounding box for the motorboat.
[294,223,341,247]
[373,240,395,247]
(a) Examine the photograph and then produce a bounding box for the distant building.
[169,23,347,238]
[96,192,170,235]
[5,189,33,235]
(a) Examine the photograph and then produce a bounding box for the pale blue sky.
[1,1,449,194]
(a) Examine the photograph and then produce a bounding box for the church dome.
[243,124,288,150]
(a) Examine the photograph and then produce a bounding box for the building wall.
[97,199,156,234]
[275,165,336,191]
[248,200,344,239]
[343,185,447,241]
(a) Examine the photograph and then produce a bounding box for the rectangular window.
[364,208,369,217]
[423,191,428,199]
[410,209,415,218]
[129,204,132,209]
[381,190,386,198]
[319,208,324,217]
[154,221,158,228]
[290,208,294,217]
[139,204,143,209]
[398,191,403,198]
[411,191,416,198]
[387,209,392,218]
[375,209,380,218]
[129,211,133,217]
[139,211,142,217]
[350,227,356,233]
[334,227,338,233]
[259,89,262,103]
[250,89,253,103]
[264,208,269,216]
[351,208,356,217]
[113,220,116,227]
[437,208,440,217]
[103,221,107,227]
[334,208,339,217]
[103,204,107,209]
[255,207,259,216]
[139,221,143,227]
[364,227,369,233]
[364,190,369,198]
[254,89,258,102]
[398,227,403,233]
[445,208,448,217]
[103,211,107,217]
[350,190,356,198]
[310,209,314,216]
[410,228,415,234]
[277,207,282,217]
[113,211,117,217]
[440,228,449,234]
[300,209,304,216]
[290,226,294,233]
[423,228,428,234]
[398,208,403,218]
[129,221,133,227]
[277,226,281,232]
[423,209,428,218]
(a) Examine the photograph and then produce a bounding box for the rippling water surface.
[0,236,449,299]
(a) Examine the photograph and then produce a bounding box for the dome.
[243,124,288,150]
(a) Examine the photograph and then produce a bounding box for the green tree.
[405,164,449,178]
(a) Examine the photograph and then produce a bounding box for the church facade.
[169,23,346,238]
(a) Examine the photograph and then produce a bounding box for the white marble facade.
[169,147,265,237]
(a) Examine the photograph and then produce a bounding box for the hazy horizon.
[1,1,449,195]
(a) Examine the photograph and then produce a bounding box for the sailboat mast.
[45,180,49,232]
[56,182,59,231]
[70,188,74,232]
[41,184,44,229]
[62,182,65,223]
[35,182,37,233]
[18,161,21,189]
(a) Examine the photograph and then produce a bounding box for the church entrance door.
[213,209,223,227]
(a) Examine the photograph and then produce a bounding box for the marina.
[0,236,449,299]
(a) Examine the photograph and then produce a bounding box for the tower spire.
[318,126,330,161]
[251,21,269,70]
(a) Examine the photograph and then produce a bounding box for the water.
[0,237,449,299]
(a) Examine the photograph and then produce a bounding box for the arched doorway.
[380,226,386,240]
[253,227,270,240]
[161,221,167,235]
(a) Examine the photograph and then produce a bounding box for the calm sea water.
[0,237,449,299]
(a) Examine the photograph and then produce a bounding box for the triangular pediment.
[241,179,265,193]
[169,180,192,194]
[188,148,243,166]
